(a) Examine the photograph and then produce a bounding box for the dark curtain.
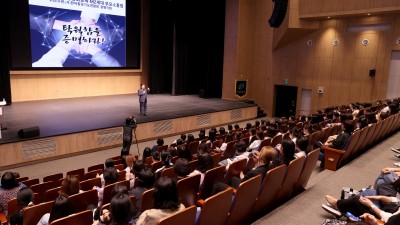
[148,0,174,94]
[174,0,225,98]
[0,1,12,104]
[149,0,225,98]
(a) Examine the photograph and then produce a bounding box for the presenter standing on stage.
[138,84,148,116]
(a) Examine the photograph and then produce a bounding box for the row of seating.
[323,112,400,171]
[150,148,321,225]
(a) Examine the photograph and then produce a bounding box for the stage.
[0,94,257,169]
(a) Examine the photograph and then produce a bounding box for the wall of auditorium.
[9,0,150,102]
[299,0,400,19]
[222,0,400,116]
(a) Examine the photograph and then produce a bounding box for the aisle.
[253,131,400,225]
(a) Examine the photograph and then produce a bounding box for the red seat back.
[69,189,98,213]
[276,156,306,203]
[176,174,201,207]
[157,205,197,225]
[199,166,226,199]
[49,210,93,225]
[197,188,233,225]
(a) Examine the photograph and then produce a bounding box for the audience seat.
[253,165,286,215]
[198,166,226,199]
[196,188,233,225]
[115,164,125,171]
[188,160,198,173]
[322,129,361,171]
[16,177,29,183]
[30,181,55,203]
[363,123,377,150]
[117,170,127,181]
[189,141,200,155]
[102,180,130,205]
[45,187,61,202]
[23,201,54,225]
[157,205,197,225]
[69,189,98,213]
[258,138,272,151]
[225,175,262,225]
[157,145,168,153]
[21,178,39,188]
[270,135,282,148]
[224,158,247,184]
[295,149,320,192]
[161,167,176,179]
[151,161,163,173]
[210,153,221,168]
[49,210,93,225]
[66,168,85,181]
[83,169,102,181]
[213,140,223,149]
[7,193,39,221]
[43,173,63,183]
[276,156,306,203]
[141,188,154,213]
[88,163,104,172]
[176,174,201,207]
[222,141,236,160]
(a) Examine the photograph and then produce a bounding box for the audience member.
[136,177,185,225]
[9,188,34,225]
[0,172,26,216]
[173,158,191,180]
[37,196,74,225]
[188,153,213,188]
[59,175,80,197]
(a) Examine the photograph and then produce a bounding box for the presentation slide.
[29,0,126,68]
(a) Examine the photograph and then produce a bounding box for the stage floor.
[0,94,255,144]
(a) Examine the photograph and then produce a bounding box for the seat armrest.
[322,146,345,171]
[0,212,7,225]
[196,199,205,207]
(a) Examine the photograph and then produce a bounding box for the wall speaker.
[268,0,289,28]
[369,69,376,77]
[18,126,40,138]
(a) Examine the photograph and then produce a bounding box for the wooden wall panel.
[10,72,141,101]
[300,0,400,18]
[0,107,257,169]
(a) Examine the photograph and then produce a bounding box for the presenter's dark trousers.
[140,101,147,115]
[121,139,132,156]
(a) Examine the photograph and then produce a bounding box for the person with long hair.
[189,153,213,188]
[37,196,74,225]
[136,177,185,225]
[59,175,80,197]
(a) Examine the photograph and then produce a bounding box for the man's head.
[141,84,146,89]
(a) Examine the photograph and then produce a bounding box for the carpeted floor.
[252,131,400,225]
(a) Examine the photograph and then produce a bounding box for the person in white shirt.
[247,131,265,152]
[225,141,249,170]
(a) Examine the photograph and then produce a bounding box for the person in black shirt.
[121,117,137,156]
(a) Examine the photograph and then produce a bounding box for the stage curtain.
[173,0,225,98]
[0,1,12,104]
[149,0,225,98]
[148,0,174,94]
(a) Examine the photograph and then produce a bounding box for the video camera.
[125,116,137,129]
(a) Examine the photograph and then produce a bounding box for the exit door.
[274,85,298,118]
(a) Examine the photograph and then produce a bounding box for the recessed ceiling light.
[327,17,331,19]
[367,13,371,16]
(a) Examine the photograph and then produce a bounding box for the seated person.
[93,187,134,225]
[151,138,165,152]
[274,139,296,166]
[188,154,214,188]
[95,167,119,206]
[358,213,400,225]
[294,136,309,158]
[142,147,152,161]
[155,151,172,177]
[130,169,155,221]
[128,160,146,189]
[196,143,210,156]
[0,172,26,216]
[173,158,191,180]
[99,158,118,187]
[219,141,249,169]
[323,120,355,149]
[173,134,186,144]
[136,177,185,225]
[9,188,34,225]
[231,146,275,188]
[37,196,74,225]
[59,175,81,197]
[215,134,233,153]
[177,145,192,162]
[322,179,400,224]
[247,131,265,152]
